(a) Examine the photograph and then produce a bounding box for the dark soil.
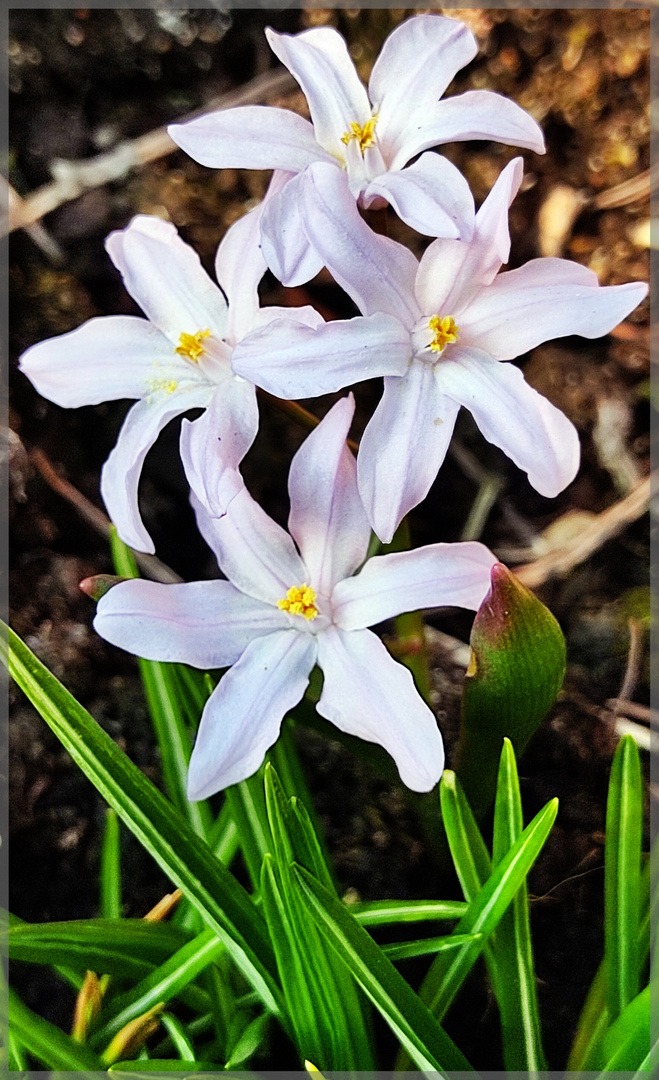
[8,6,652,1070]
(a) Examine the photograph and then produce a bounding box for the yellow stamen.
[175,328,211,363]
[428,314,459,353]
[277,583,319,620]
[147,377,178,395]
[341,115,378,154]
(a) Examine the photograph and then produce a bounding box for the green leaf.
[421,775,558,1022]
[9,918,191,978]
[292,863,473,1073]
[596,984,651,1071]
[605,734,643,1020]
[110,529,214,843]
[9,986,105,1070]
[382,932,482,962]
[491,738,546,1073]
[89,928,223,1047]
[224,1011,270,1069]
[108,1061,219,1072]
[351,899,468,926]
[262,766,375,1070]
[456,563,566,816]
[3,623,286,1029]
[101,807,123,920]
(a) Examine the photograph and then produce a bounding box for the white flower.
[94,396,497,798]
[168,14,545,280]
[232,159,648,543]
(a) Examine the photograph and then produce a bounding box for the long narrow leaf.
[3,623,286,1028]
[100,808,123,920]
[89,929,224,1046]
[292,863,473,1073]
[351,900,468,926]
[421,786,558,1021]
[491,738,546,1072]
[9,986,105,1070]
[9,918,191,978]
[605,734,643,1020]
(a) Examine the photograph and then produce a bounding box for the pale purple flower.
[94,395,497,798]
[232,159,649,543]
[168,14,545,280]
[18,180,409,553]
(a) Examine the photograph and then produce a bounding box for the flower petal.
[332,542,497,630]
[214,175,290,344]
[363,152,474,240]
[187,629,317,799]
[265,26,370,157]
[100,384,214,554]
[369,14,477,156]
[18,316,183,407]
[198,486,307,606]
[105,216,228,344]
[357,363,460,543]
[415,157,524,314]
[259,170,327,287]
[439,347,580,497]
[168,106,330,172]
[231,311,412,398]
[317,626,444,792]
[461,259,649,359]
[179,376,259,517]
[288,395,370,596]
[395,90,545,169]
[94,578,286,668]
[301,162,420,323]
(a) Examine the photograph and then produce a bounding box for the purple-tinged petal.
[363,152,474,240]
[301,162,420,324]
[231,312,411,399]
[260,170,326,287]
[250,304,325,334]
[317,626,444,792]
[288,395,370,597]
[357,363,460,543]
[94,578,286,669]
[439,347,580,497]
[100,384,214,554]
[200,486,307,606]
[415,157,524,314]
[180,378,258,517]
[332,542,497,630]
[168,106,331,172]
[461,259,649,360]
[265,26,370,158]
[187,630,317,799]
[105,216,228,344]
[18,316,182,407]
[394,91,545,170]
[214,175,292,343]
[369,14,477,158]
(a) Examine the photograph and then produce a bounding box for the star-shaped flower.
[168,14,545,281]
[232,159,648,543]
[18,180,409,553]
[94,395,497,798]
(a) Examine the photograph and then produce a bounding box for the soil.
[7,6,652,1070]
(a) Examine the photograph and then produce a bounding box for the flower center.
[175,328,211,363]
[341,115,378,155]
[428,315,459,353]
[277,583,319,620]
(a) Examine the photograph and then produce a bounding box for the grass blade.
[3,623,286,1028]
[605,734,643,1020]
[490,738,546,1072]
[292,863,473,1072]
[100,807,122,920]
[9,986,105,1069]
